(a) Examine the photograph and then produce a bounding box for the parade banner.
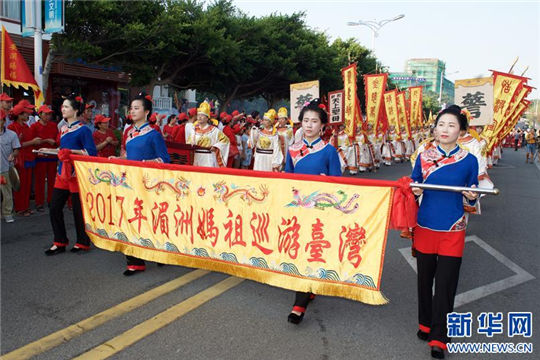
[383,90,399,129]
[363,74,388,134]
[396,92,410,139]
[498,100,530,141]
[408,86,422,128]
[44,0,65,34]
[290,80,319,124]
[454,77,493,126]
[328,90,344,125]
[341,64,359,139]
[504,84,532,122]
[1,26,44,106]
[72,156,401,305]
[483,71,527,152]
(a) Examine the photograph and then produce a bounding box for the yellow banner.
[498,100,530,142]
[74,157,394,304]
[364,74,388,132]
[383,90,399,129]
[483,71,525,152]
[408,86,423,128]
[396,92,410,139]
[342,64,358,139]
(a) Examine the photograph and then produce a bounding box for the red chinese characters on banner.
[197,208,219,247]
[174,204,194,243]
[277,216,301,260]
[501,79,512,94]
[305,218,331,263]
[494,99,506,114]
[338,223,367,268]
[128,198,148,233]
[151,202,170,238]
[223,210,246,248]
[250,212,273,255]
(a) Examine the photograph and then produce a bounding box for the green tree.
[423,90,442,117]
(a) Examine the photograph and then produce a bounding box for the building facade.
[389,58,455,103]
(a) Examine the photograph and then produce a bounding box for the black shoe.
[156,263,165,267]
[123,269,144,276]
[417,330,429,341]
[45,245,66,256]
[70,247,88,253]
[287,312,304,325]
[431,346,445,359]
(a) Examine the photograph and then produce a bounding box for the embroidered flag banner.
[290,80,319,124]
[454,77,493,126]
[1,26,44,106]
[364,74,388,134]
[498,99,530,142]
[383,90,399,130]
[73,156,400,305]
[396,92,410,139]
[341,64,359,139]
[408,86,423,128]
[482,71,528,153]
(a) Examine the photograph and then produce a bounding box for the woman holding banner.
[411,105,479,359]
[117,93,170,275]
[284,99,343,324]
[39,95,97,255]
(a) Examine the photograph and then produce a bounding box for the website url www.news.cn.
[448,342,533,354]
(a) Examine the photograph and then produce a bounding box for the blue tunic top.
[125,122,170,163]
[58,120,97,175]
[411,144,478,231]
[285,137,342,176]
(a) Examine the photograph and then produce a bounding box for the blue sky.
[234,0,540,98]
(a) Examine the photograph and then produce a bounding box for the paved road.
[1,147,538,359]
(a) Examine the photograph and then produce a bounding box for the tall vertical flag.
[396,92,410,139]
[383,90,399,130]
[482,70,528,152]
[408,86,423,128]
[342,64,360,139]
[364,74,388,135]
[1,26,44,106]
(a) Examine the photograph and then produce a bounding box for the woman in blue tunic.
[411,105,479,359]
[117,92,170,275]
[39,95,97,255]
[284,99,342,324]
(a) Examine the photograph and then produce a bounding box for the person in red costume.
[30,105,58,211]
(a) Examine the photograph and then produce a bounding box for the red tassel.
[390,176,418,231]
[58,149,73,180]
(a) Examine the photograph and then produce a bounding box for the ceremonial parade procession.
[1,1,538,359]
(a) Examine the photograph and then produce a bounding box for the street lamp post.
[347,14,405,53]
[439,69,459,104]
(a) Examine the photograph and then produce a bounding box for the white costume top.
[185,122,230,167]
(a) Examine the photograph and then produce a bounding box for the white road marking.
[398,235,535,308]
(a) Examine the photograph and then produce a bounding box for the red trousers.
[13,165,32,212]
[34,161,57,206]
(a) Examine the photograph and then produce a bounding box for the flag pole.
[410,183,499,195]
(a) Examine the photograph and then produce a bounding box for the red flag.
[1,25,44,106]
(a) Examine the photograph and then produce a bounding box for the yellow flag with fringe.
[73,156,399,305]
